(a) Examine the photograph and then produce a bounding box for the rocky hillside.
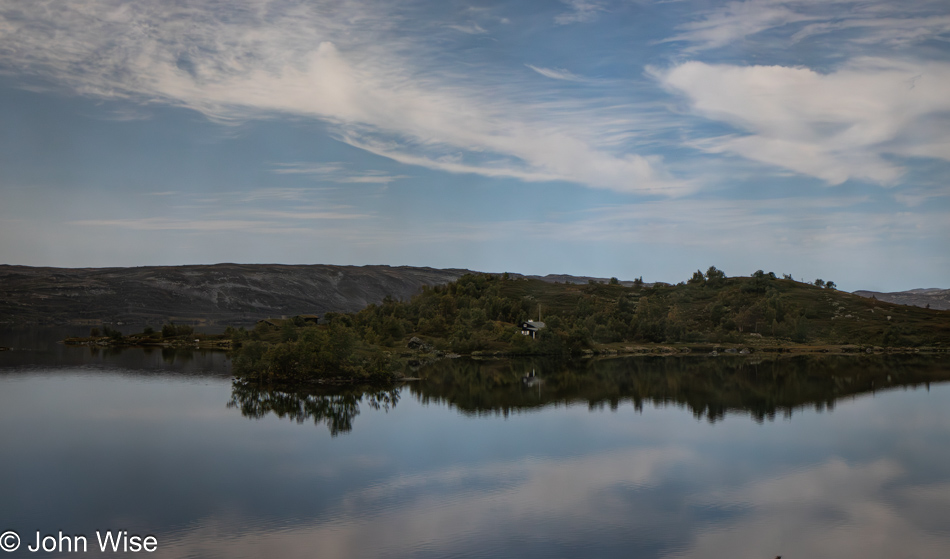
[853,288,950,310]
[0,264,475,325]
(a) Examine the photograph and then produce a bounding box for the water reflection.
[231,354,950,433]
[228,382,400,436]
[4,340,950,559]
[154,452,950,559]
[0,325,232,375]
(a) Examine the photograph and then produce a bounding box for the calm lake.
[3,328,950,558]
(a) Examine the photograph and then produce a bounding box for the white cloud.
[663,0,950,51]
[893,186,950,208]
[663,1,816,50]
[554,0,607,25]
[70,218,297,233]
[70,206,368,233]
[221,209,369,220]
[339,133,564,183]
[446,22,488,35]
[792,15,950,46]
[271,163,408,184]
[526,64,587,82]
[237,188,332,202]
[341,129,692,195]
[0,0,680,195]
[655,58,950,185]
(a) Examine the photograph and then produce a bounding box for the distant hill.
[853,288,950,310]
[0,264,476,325]
[0,264,633,326]
[520,274,638,287]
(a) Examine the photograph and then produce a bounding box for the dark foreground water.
[3,329,950,558]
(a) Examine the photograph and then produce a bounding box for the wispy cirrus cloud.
[525,64,587,82]
[661,1,816,51]
[0,0,681,196]
[69,218,298,233]
[71,205,368,234]
[555,0,607,25]
[519,195,945,251]
[446,22,488,35]
[654,58,950,185]
[893,186,950,208]
[237,188,330,203]
[663,0,950,51]
[271,163,408,184]
[221,208,370,220]
[791,15,950,46]
[346,129,692,195]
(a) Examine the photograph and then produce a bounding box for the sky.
[0,0,948,292]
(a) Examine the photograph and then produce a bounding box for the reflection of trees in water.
[228,382,400,436]
[412,354,950,423]
[227,355,950,435]
[162,347,194,364]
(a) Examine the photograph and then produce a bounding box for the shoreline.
[62,337,233,350]
[59,336,948,357]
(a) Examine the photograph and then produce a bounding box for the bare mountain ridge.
[0,264,476,325]
[853,288,950,311]
[0,264,632,325]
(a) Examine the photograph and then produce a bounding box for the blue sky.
[0,0,948,291]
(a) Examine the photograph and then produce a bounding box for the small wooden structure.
[519,320,545,339]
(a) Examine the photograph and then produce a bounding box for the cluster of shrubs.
[230,321,398,384]
[89,323,194,340]
[335,267,817,351]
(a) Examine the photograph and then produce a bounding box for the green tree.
[705,266,726,286]
[280,320,299,342]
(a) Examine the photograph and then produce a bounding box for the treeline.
[328,267,819,353]
[88,323,195,340]
[329,273,590,355]
[227,267,949,385]
[228,321,399,384]
[326,266,947,350]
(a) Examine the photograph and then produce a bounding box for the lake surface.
[3,329,950,558]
